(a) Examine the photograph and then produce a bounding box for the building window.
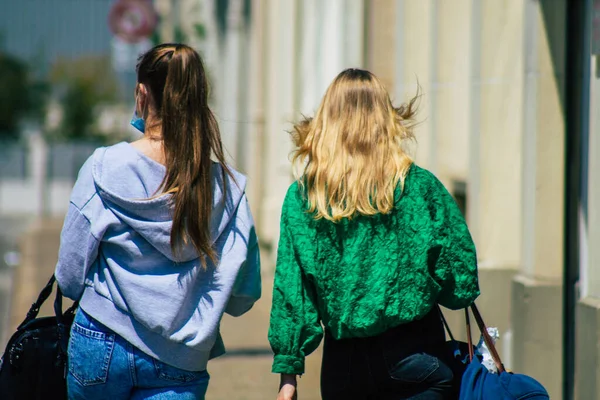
[452,180,467,217]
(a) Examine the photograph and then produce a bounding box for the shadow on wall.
[539,2,567,114]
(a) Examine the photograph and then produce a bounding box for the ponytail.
[137,43,232,267]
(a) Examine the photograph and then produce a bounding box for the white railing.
[0,134,97,217]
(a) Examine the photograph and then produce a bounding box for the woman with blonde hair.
[269,68,479,399]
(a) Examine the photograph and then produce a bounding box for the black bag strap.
[54,284,64,324]
[54,284,79,323]
[17,275,79,331]
[437,305,456,341]
[17,275,56,330]
[438,305,474,360]
[54,284,78,358]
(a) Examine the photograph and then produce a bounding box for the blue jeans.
[67,309,210,400]
[321,309,453,399]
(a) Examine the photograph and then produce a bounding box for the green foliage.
[48,56,119,142]
[0,55,28,139]
[150,14,162,46]
[27,78,51,125]
[150,29,161,47]
[0,52,49,140]
[174,26,188,44]
[193,24,207,40]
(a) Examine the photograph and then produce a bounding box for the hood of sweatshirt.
[91,142,246,263]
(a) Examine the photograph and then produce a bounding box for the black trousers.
[320,309,454,400]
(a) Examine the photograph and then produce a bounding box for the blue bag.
[453,304,550,400]
[460,357,549,400]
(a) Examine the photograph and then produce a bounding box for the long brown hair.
[291,68,418,222]
[136,43,232,266]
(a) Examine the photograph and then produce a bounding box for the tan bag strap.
[466,304,506,373]
[465,308,475,362]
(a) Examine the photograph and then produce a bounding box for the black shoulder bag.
[0,275,78,399]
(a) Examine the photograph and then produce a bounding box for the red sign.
[108,0,158,44]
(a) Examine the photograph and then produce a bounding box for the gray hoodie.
[55,142,261,371]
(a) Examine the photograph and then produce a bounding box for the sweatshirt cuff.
[272,354,305,375]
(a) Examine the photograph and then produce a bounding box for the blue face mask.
[130,110,145,133]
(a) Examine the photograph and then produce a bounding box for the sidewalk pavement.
[206,269,323,400]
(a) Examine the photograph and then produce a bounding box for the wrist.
[280,373,297,387]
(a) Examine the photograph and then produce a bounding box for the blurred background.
[0,0,599,399]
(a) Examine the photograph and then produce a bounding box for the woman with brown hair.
[269,69,479,399]
[55,43,261,400]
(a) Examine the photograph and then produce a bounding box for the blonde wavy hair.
[291,68,419,222]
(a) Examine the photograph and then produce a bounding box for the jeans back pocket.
[68,323,115,386]
[153,359,209,384]
[387,352,440,383]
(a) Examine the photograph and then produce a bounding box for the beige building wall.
[465,0,526,369]
[365,0,396,90]
[243,0,267,221]
[511,1,566,398]
[474,0,524,270]
[432,0,471,186]
[369,0,472,183]
[245,0,366,265]
[393,0,436,170]
[258,0,296,256]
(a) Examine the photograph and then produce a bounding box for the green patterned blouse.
[268,165,480,375]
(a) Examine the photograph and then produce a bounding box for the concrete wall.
[466,0,526,367]
[576,50,600,399]
[576,297,600,399]
[510,1,566,398]
[391,0,436,169]
[242,0,366,265]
